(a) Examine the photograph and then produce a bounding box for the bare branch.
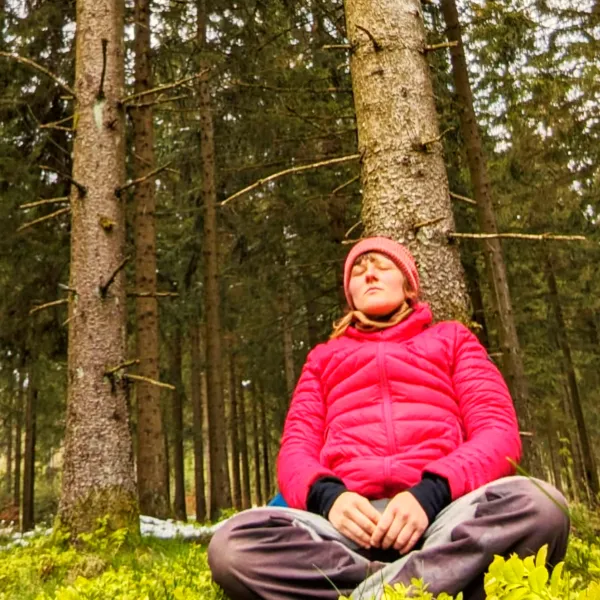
[126,94,191,109]
[424,41,458,53]
[414,216,445,230]
[39,165,87,196]
[356,24,383,52]
[116,162,172,196]
[100,256,130,298]
[414,127,454,151]
[220,154,360,207]
[0,51,76,97]
[231,80,352,94]
[331,174,360,196]
[121,70,209,104]
[39,115,74,130]
[450,191,477,205]
[344,220,363,239]
[17,207,70,232]
[29,298,69,315]
[127,291,179,298]
[322,44,352,50]
[105,359,140,376]
[450,232,588,242]
[20,197,70,209]
[123,373,175,391]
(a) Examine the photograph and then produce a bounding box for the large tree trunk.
[439,0,536,472]
[170,326,187,521]
[228,350,242,510]
[545,255,599,500]
[190,323,207,522]
[238,379,251,509]
[343,0,468,322]
[58,0,138,536]
[21,378,36,532]
[13,368,23,510]
[197,0,231,518]
[132,0,169,519]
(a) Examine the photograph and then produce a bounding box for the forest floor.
[0,506,598,600]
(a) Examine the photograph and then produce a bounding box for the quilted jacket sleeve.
[277,348,337,509]
[424,323,522,500]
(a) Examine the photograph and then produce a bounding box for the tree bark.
[439,0,536,472]
[13,368,23,510]
[197,0,231,518]
[343,0,468,322]
[58,0,138,536]
[4,368,13,496]
[190,323,207,522]
[545,255,599,500]
[132,0,169,519]
[259,383,271,501]
[250,383,263,506]
[238,380,252,510]
[228,349,242,510]
[21,378,36,532]
[170,326,187,521]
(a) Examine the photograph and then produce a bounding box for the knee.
[513,478,570,539]
[208,511,257,585]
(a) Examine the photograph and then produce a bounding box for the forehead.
[353,251,395,266]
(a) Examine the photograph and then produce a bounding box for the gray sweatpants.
[208,477,569,600]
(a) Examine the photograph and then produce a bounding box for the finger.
[370,507,394,547]
[355,498,381,527]
[397,527,423,555]
[392,520,415,551]
[352,504,379,537]
[382,515,405,550]
[341,518,371,549]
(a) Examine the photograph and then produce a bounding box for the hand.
[328,491,381,549]
[370,492,428,553]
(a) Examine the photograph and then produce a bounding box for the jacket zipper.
[377,342,397,457]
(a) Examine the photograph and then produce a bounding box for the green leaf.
[536,545,549,569]
[528,565,549,594]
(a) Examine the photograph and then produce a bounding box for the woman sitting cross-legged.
[208,236,570,600]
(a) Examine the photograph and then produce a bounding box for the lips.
[365,287,383,295]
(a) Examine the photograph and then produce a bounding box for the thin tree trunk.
[132,0,169,519]
[58,0,138,536]
[304,287,321,348]
[170,327,187,521]
[259,383,271,501]
[546,255,599,500]
[546,411,563,495]
[4,368,13,496]
[13,368,23,510]
[250,384,263,506]
[197,0,231,519]
[21,379,36,532]
[343,0,469,322]
[238,380,251,509]
[190,323,207,522]
[440,0,536,472]
[228,350,242,510]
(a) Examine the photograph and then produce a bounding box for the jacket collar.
[344,303,433,342]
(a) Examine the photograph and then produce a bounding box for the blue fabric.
[267,492,288,507]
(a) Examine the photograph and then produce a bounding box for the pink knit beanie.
[343,237,420,309]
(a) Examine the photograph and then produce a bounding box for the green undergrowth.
[0,520,225,600]
[0,508,598,600]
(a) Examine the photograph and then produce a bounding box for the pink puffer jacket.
[277,303,522,510]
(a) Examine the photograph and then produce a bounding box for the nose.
[364,262,378,281]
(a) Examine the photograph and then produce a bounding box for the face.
[348,252,406,316]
